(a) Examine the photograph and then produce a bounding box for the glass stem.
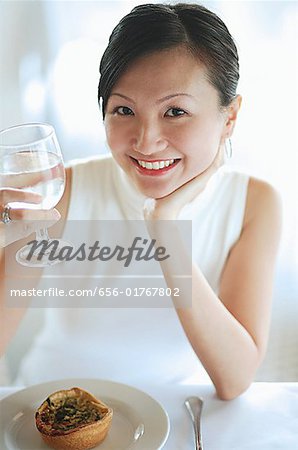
[36,227,50,241]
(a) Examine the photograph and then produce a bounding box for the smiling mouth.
[130,156,181,172]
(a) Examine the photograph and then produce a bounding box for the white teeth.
[137,159,176,170]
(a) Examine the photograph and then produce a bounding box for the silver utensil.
[184,396,204,450]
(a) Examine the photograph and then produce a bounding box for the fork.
[184,396,204,450]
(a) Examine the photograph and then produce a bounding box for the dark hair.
[98,3,239,119]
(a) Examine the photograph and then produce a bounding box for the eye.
[113,106,134,116]
[165,107,187,117]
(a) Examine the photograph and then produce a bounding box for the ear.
[221,94,242,142]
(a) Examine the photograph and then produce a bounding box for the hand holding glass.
[0,123,66,267]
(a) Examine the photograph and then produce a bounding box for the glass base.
[16,239,72,267]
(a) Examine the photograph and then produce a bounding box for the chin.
[135,181,179,199]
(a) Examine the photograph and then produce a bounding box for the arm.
[0,167,72,355]
[145,173,282,400]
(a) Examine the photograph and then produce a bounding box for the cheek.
[194,145,218,172]
[105,123,116,148]
[104,122,124,159]
[182,127,220,175]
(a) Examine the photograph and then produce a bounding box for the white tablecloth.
[1,382,297,449]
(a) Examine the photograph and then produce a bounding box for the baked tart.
[35,387,113,450]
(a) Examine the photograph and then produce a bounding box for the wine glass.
[0,122,67,267]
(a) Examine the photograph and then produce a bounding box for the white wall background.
[1,0,298,381]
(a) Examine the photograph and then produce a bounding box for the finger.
[0,159,61,188]
[0,172,42,189]
[1,214,61,248]
[0,188,42,206]
[0,163,63,189]
[7,207,61,222]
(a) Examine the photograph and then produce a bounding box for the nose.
[132,119,168,155]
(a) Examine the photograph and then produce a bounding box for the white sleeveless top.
[16,155,249,386]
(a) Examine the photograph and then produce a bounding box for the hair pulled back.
[98,3,239,119]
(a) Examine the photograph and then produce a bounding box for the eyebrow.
[109,93,194,104]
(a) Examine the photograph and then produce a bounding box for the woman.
[0,3,281,399]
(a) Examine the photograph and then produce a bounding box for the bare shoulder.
[243,176,282,232]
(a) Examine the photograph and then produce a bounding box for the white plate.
[0,378,170,450]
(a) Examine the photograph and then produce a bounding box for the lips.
[130,156,180,175]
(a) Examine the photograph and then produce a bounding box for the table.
[1,382,297,449]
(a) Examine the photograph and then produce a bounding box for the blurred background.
[1,0,297,383]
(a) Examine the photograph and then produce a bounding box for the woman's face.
[104,46,228,198]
